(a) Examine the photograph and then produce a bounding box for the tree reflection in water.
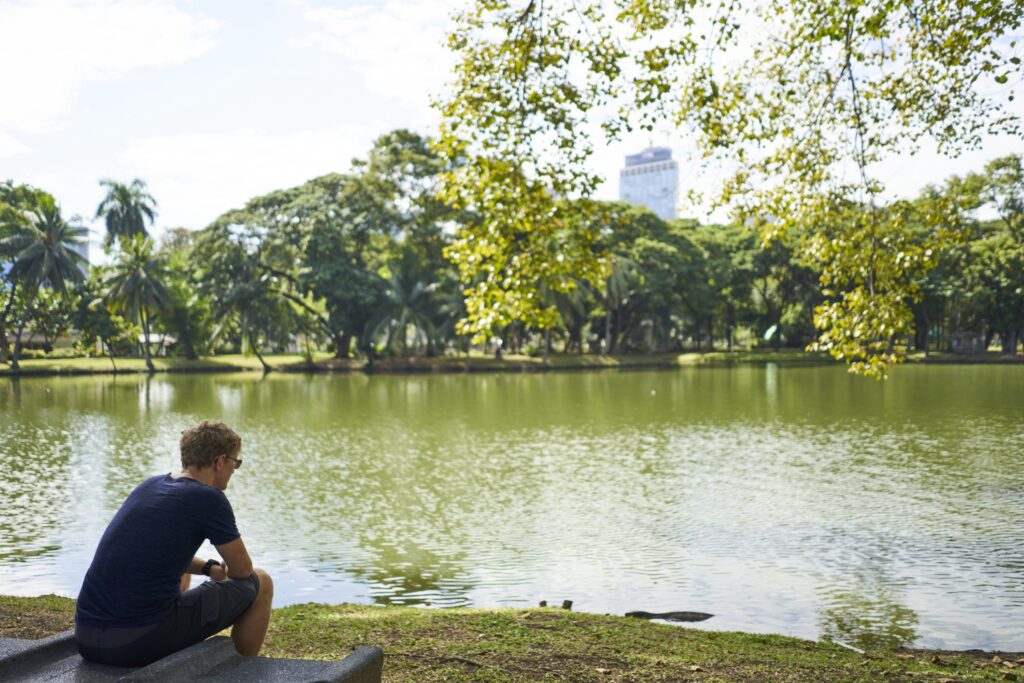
[818,589,919,649]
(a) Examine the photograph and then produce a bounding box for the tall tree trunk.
[603,308,611,355]
[10,310,30,371]
[106,341,118,373]
[10,287,36,371]
[611,310,621,354]
[180,325,198,360]
[915,308,931,355]
[1001,330,1019,355]
[250,333,271,373]
[141,306,155,373]
[335,331,352,359]
[0,283,18,364]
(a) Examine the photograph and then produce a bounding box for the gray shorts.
[76,573,259,668]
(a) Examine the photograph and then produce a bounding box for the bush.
[17,347,87,360]
[46,348,86,359]
[524,344,545,358]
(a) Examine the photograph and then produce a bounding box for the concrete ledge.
[0,630,383,682]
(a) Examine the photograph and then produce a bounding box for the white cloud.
[0,130,31,158]
[115,124,378,230]
[292,0,462,122]
[0,0,219,135]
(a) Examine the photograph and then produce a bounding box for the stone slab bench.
[0,629,383,682]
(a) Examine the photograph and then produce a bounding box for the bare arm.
[215,538,254,579]
[183,555,231,582]
[185,556,206,575]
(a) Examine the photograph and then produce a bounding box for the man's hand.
[211,563,229,582]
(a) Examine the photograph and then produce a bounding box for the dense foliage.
[436,0,1023,376]
[0,139,1021,371]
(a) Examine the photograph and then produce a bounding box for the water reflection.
[818,589,919,650]
[1,366,1022,650]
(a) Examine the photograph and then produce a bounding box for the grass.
[2,348,1020,378]
[0,349,832,377]
[0,352,336,376]
[2,595,1020,682]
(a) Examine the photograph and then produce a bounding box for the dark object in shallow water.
[625,610,714,622]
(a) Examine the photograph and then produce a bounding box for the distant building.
[70,239,90,268]
[618,146,679,221]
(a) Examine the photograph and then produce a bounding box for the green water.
[0,365,1021,650]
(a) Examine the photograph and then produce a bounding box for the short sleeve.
[203,490,241,546]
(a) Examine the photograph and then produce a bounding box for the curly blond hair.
[180,420,241,469]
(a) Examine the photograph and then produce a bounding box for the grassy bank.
[1,349,1021,378]
[2,596,1020,682]
[1,349,835,377]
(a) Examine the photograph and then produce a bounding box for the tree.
[0,181,52,362]
[688,223,758,351]
[158,228,214,360]
[367,271,439,356]
[976,155,1024,353]
[1,198,87,369]
[964,232,1024,353]
[105,234,171,372]
[199,172,394,359]
[71,275,138,372]
[28,288,76,352]
[748,231,821,351]
[591,205,712,353]
[363,129,461,274]
[438,0,1023,377]
[191,223,299,372]
[299,174,392,358]
[96,178,157,249]
[982,155,1024,239]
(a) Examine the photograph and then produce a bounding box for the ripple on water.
[1,368,1022,650]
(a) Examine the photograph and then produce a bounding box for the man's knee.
[253,568,273,601]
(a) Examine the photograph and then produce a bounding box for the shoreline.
[2,349,1022,378]
[2,595,1020,682]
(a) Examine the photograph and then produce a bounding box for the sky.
[2,0,1023,258]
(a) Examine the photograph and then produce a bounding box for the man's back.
[76,474,239,628]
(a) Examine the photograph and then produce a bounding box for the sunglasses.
[224,454,243,470]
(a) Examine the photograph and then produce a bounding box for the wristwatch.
[201,559,222,576]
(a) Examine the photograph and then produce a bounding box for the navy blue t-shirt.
[75,474,240,628]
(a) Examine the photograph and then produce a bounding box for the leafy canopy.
[437,0,1023,375]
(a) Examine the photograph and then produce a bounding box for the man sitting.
[75,420,273,667]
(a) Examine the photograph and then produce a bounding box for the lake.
[0,365,1020,650]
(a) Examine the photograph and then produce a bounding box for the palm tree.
[594,255,639,354]
[0,200,87,369]
[367,271,438,356]
[105,234,171,372]
[96,178,157,249]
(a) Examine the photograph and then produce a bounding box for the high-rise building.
[618,146,679,221]
[70,239,90,267]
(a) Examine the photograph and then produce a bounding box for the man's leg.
[230,568,273,656]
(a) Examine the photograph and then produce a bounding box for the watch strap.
[201,559,222,576]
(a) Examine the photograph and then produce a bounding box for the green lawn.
[3,349,1019,377]
[0,349,834,376]
[1,596,1018,682]
[0,352,336,376]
